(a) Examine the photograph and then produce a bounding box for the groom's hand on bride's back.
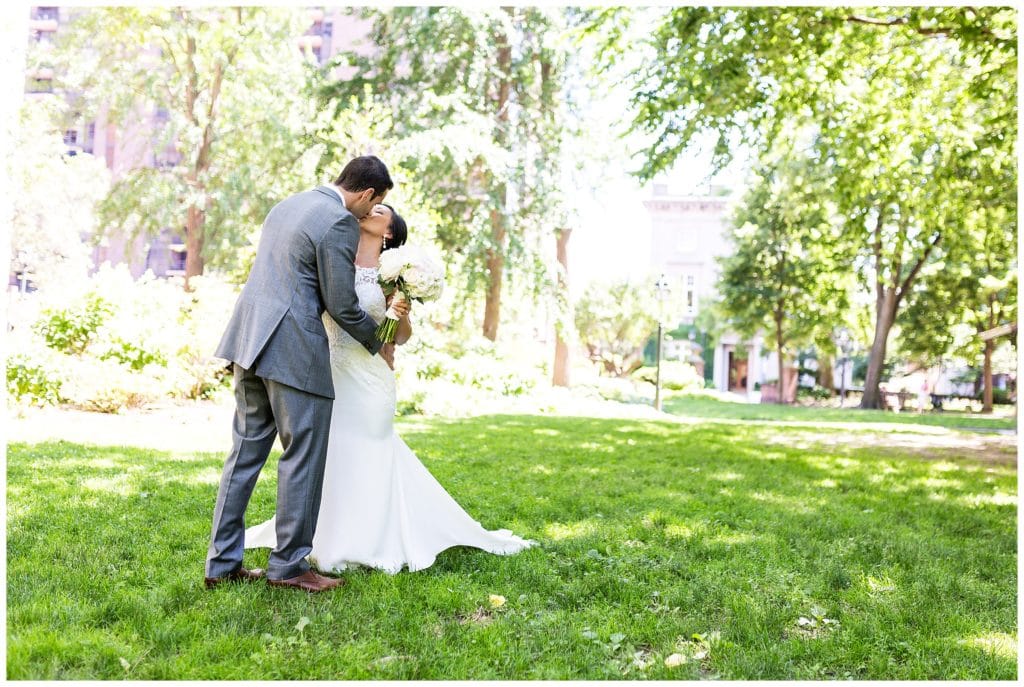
[379,343,395,370]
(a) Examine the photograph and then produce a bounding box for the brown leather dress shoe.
[267,569,346,593]
[204,566,266,589]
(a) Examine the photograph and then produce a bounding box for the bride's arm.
[394,313,413,345]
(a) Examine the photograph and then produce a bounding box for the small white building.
[644,183,777,396]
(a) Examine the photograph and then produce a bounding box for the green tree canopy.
[575,278,658,377]
[324,6,583,340]
[591,6,1016,408]
[900,203,1017,411]
[717,149,851,399]
[47,7,317,286]
[8,101,109,291]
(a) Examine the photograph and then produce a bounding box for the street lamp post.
[654,274,671,411]
[835,328,853,408]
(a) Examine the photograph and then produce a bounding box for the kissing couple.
[204,156,533,593]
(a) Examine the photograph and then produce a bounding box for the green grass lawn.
[7,414,1017,679]
[664,393,1018,431]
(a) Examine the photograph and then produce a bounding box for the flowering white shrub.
[7,265,240,411]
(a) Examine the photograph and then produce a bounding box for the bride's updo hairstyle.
[382,204,408,252]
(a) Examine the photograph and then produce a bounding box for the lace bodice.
[354,265,387,323]
[322,265,391,382]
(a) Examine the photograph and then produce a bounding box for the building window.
[33,7,59,21]
[684,274,696,316]
[27,77,53,93]
[168,240,187,273]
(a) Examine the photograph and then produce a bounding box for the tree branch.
[895,231,942,309]
[890,212,906,289]
[845,10,994,39]
[872,209,885,305]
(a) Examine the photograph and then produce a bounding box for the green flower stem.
[375,317,400,343]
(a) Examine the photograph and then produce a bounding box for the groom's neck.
[331,183,350,209]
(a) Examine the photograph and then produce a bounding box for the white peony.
[374,243,446,343]
[377,245,410,282]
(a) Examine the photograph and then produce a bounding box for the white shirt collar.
[328,184,346,207]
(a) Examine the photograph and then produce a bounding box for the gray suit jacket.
[215,186,382,399]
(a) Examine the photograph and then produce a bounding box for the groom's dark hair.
[335,155,393,196]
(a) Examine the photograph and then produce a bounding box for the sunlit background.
[5,4,1016,419]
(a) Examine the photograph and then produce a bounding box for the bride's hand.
[379,342,395,369]
[386,293,412,319]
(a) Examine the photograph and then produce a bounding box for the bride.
[245,203,533,575]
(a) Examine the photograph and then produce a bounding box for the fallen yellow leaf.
[664,653,686,668]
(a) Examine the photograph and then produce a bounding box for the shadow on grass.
[661,395,1018,432]
[6,414,1017,679]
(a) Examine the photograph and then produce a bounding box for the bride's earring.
[382,236,388,251]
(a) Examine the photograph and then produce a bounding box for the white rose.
[402,265,428,288]
[378,247,408,282]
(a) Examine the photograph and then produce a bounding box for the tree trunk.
[184,203,205,290]
[552,227,572,387]
[861,289,898,409]
[818,353,834,392]
[982,339,994,413]
[481,18,513,342]
[482,207,505,341]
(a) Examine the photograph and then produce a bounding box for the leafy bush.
[797,385,834,401]
[6,354,63,406]
[396,389,428,416]
[632,361,704,392]
[34,293,111,355]
[389,323,547,416]
[9,265,239,411]
[169,276,238,399]
[398,331,539,399]
[986,388,1015,405]
[59,358,164,413]
[450,352,535,396]
[100,338,168,371]
[575,279,658,377]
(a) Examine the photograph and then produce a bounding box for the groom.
[205,156,393,593]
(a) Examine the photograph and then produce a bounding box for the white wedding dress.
[244,265,533,573]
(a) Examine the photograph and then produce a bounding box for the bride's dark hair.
[382,204,408,251]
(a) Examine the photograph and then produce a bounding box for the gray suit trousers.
[205,363,332,580]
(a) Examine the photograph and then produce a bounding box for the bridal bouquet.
[375,244,445,343]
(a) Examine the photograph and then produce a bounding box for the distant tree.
[324,6,582,340]
[589,6,1016,409]
[8,102,109,290]
[575,279,658,377]
[900,205,1017,412]
[49,7,315,287]
[717,152,850,402]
